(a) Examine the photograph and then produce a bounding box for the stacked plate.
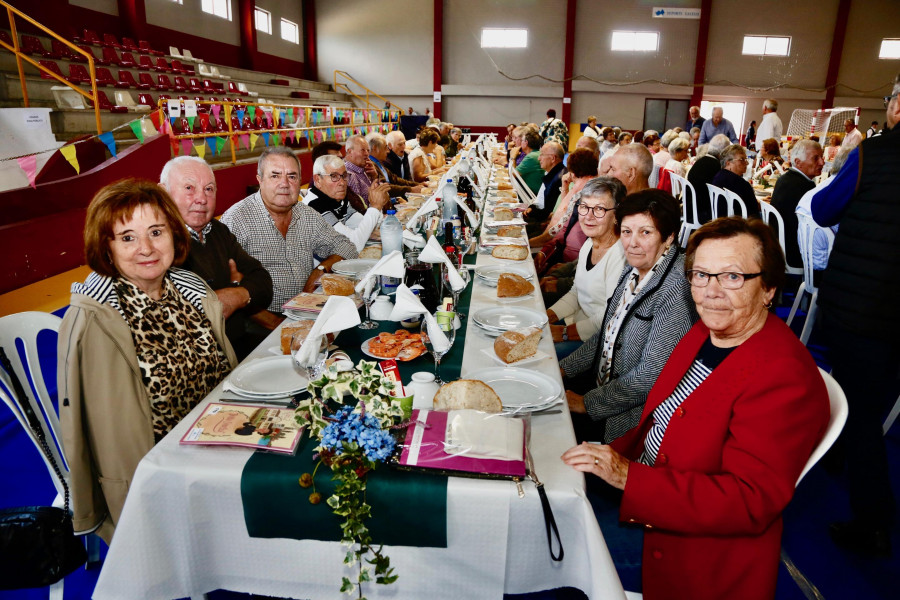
[223,356,308,401]
[332,259,378,280]
[471,306,547,336]
[466,367,562,413]
[475,265,533,287]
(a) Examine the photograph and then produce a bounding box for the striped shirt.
[345,160,371,203]
[641,338,734,465]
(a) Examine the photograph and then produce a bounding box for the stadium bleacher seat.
[138,55,154,71]
[119,51,137,68]
[172,76,188,92]
[81,29,102,46]
[228,81,248,96]
[76,44,104,65]
[156,74,172,91]
[121,37,140,53]
[202,79,216,93]
[237,82,257,97]
[198,63,214,78]
[172,59,194,75]
[138,93,156,109]
[51,39,76,61]
[88,89,128,113]
[68,63,92,84]
[114,90,150,112]
[138,72,156,89]
[154,57,171,73]
[169,46,184,59]
[120,70,147,90]
[39,60,69,82]
[183,49,202,63]
[51,85,86,109]
[101,33,121,48]
[188,78,203,93]
[94,67,117,87]
[0,30,13,47]
[21,35,54,58]
[140,40,163,56]
[101,46,120,66]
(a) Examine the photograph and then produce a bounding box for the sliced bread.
[280,320,315,355]
[496,225,524,238]
[491,245,529,261]
[497,273,534,297]
[320,273,355,296]
[433,379,503,413]
[493,327,542,364]
[359,245,382,259]
[492,208,514,222]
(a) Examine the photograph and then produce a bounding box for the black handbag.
[0,347,87,590]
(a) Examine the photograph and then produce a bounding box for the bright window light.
[281,18,299,45]
[255,7,271,34]
[170,0,183,4]
[611,31,659,52]
[880,39,900,59]
[481,28,528,48]
[742,35,791,57]
[201,0,231,21]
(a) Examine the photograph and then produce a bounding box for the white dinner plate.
[360,337,425,362]
[475,265,533,284]
[472,306,547,333]
[479,347,549,368]
[465,367,561,409]
[227,356,308,396]
[332,259,378,279]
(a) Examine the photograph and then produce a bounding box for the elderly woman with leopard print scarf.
[59,179,237,544]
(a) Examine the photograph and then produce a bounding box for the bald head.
[606,143,653,194]
[576,135,601,159]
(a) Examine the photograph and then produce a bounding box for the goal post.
[785,107,859,142]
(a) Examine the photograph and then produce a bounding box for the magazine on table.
[282,291,363,313]
[180,403,304,455]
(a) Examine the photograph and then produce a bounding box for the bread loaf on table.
[493,327,542,364]
[497,273,534,297]
[280,320,315,355]
[320,273,355,296]
[492,208,514,222]
[496,226,524,238]
[491,245,529,261]
[359,245,382,259]
[433,380,503,413]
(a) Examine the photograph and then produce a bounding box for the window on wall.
[255,7,271,34]
[742,35,790,57]
[480,28,528,48]
[170,0,183,4]
[201,0,231,21]
[611,31,659,52]
[281,18,299,45]
[880,39,900,59]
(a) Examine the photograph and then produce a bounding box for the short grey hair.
[791,138,822,167]
[678,131,691,141]
[668,137,690,154]
[620,143,654,179]
[385,130,405,145]
[159,155,212,189]
[706,134,732,158]
[763,99,778,112]
[543,141,565,160]
[366,132,387,152]
[690,127,701,135]
[313,154,345,177]
[644,129,659,138]
[695,144,709,158]
[450,127,461,136]
[660,130,679,149]
[580,176,626,206]
[719,144,747,168]
[830,147,851,176]
[345,134,366,151]
[257,146,300,178]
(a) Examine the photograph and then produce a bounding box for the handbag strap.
[0,346,71,517]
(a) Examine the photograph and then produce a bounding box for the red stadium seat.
[39,60,69,82]
[119,70,146,90]
[173,77,188,92]
[76,45,105,65]
[138,72,156,89]
[101,46,120,66]
[88,90,128,113]
[188,78,203,93]
[51,40,76,61]
[94,67,117,87]
[81,29,102,46]
[101,33,120,48]
[21,35,54,57]
[228,81,248,96]
[138,55,154,71]
[156,74,172,91]
[171,59,194,75]
[68,63,92,84]
[0,30,13,47]
[119,51,137,68]
[139,40,164,56]
[138,93,155,109]
[202,79,216,93]
[154,57,171,72]
[121,37,140,53]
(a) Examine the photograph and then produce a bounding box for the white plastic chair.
[237,82,258,97]
[723,188,748,218]
[113,90,150,112]
[760,202,805,278]
[168,46,183,59]
[198,63,214,78]
[797,368,848,484]
[786,213,831,343]
[672,173,700,247]
[508,161,536,204]
[706,183,728,220]
[51,86,86,110]
[182,48,203,63]
[210,65,229,80]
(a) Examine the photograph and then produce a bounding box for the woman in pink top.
[530,148,599,251]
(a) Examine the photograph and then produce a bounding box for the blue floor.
[1,299,896,599]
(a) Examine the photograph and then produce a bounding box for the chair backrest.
[198,63,213,77]
[797,368,848,485]
[122,37,139,51]
[158,74,172,87]
[508,161,537,203]
[669,171,684,199]
[82,29,101,45]
[796,212,833,293]
[21,35,46,55]
[156,57,170,71]
[139,72,155,87]
[723,187,748,218]
[706,183,728,220]
[227,81,239,93]
[39,59,64,79]
[139,55,154,69]
[51,85,86,109]
[119,69,137,86]
[119,51,136,66]
[102,33,120,48]
[0,312,67,497]
[102,46,119,64]
[0,30,14,46]
[169,46,182,58]
[760,201,803,275]
[95,67,116,85]
[183,48,199,62]
[68,63,91,82]
[138,92,155,107]
[114,89,137,107]
[51,39,74,59]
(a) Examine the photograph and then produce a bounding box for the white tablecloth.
[93,181,626,600]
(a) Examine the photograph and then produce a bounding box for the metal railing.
[0,0,102,134]
[161,99,402,165]
[333,70,404,113]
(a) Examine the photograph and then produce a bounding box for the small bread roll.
[433,380,503,413]
[281,320,314,355]
[493,208,514,222]
[497,273,534,297]
[493,327,542,364]
[359,245,382,259]
[320,273,355,296]
[491,245,528,261]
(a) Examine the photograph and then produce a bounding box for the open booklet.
[180,403,304,455]
[282,291,363,314]
[394,409,527,479]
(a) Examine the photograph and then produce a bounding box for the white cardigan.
[549,239,626,340]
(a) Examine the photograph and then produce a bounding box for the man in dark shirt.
[687,134,731,223]
[771,138,824,269]
[710,144,761,219]
[685,105,705,132]
[385,130,412,180]
[160,156,275,359]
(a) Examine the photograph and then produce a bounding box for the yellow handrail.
[0,0,102,134]
[160,99,402,165]
[333,70,404,113]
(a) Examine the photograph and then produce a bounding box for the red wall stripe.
[562,0,576,125]
[433,0,443,120]
[689,0,713,108]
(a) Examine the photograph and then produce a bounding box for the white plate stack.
[223,356,309,401]
[471,306,548,337]
[466,367,562,414]
[474,265,532,287]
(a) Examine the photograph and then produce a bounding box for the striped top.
[641,338,734,465]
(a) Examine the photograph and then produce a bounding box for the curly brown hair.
[566,148,600,178]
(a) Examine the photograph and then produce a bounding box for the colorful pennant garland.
[129,121,144,143]
[16,155,37,188]
[59,145,79,174]
[98,132,117,157]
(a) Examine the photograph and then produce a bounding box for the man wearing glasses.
[809,73,900,557]
[710,144,761,219]
[304,154,390,252]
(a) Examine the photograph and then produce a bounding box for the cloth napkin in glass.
[405,191,440,229]
[354,250,406,296]
[294,296,361,367]
[418,236,466,292]
[389,284,450,353]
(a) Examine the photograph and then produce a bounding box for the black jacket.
[771,169,815,269]
[686,155,720,224]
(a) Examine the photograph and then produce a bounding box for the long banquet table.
[93,186,627,600]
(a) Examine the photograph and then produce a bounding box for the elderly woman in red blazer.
[563,217,829,600]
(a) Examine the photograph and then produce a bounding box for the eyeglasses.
[324,172,350,182]
[686,270,763,289]
[576,203,614,218]
[884,93,899,108]
[728,157,749,163]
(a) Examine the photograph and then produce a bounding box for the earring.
[764,300,773,309]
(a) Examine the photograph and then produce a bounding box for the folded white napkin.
[405,192,440,230]
[295,296,361,367]
[354,250,405,295]
[403,229,426,249]
[451,194,478,228]
[419,236,466,292]
[389,284,449,353]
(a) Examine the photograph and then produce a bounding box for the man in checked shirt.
[221,147,358,313]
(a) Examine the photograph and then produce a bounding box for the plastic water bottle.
[442,178,457,224]
[380,209,403,295]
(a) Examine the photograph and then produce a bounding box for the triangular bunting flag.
[195,142,206,159]
[224,104,232,122]
[59,144,80,174]
[149,110,162,130]
[272,108,280,128]
[280,132,287,145]
[248,105,256,121]
[187,116,196,131]
[271,133,279,146]
[288,131,295,143]
[98,131,117,157]
[240,134,250,150]
[286,108,293,123]
[211,104,221,121]
[129,121,144,143]
[266,114,273,128]
[206,137,217,156]
[16,155,37,188]
[216,137,226,154]
[250,133,259,150]
[142,119,157,139]
[262,132,270,146]
[236,109,245,124]
[181,140,193,156]
[170,137,180,156]
[169,116,177,129]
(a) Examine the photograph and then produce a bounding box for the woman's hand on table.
[561,442,630,490]
[540,277,557,293]
[565,390,586,414]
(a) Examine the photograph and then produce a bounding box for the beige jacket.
[58,269,237,543]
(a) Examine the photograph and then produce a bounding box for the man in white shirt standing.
[754,99,783,151]
[841,119,864,150]
[866,120,879,138]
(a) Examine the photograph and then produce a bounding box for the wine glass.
[421,321,456,385]
[443,267,470,320]
[358,282,378,330]
[291,332,329,382]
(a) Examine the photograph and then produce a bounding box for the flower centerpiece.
[294,360,405,598]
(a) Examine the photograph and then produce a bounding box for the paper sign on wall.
[167,99,182,118]
[184,100,197,118]
[433,92,442,102]
[652,7,701,18]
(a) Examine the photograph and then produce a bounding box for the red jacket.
[611,314,829,600]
